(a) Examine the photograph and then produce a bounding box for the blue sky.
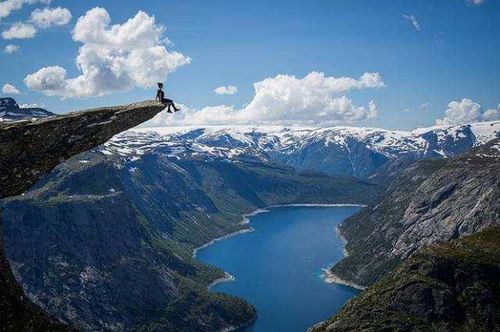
[1,0,499,129]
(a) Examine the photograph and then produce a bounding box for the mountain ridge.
[107,120,499,178]
[0,97,55,122]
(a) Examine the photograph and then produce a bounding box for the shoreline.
[193,203,367,290]
[192,227,255,259]
[207,272,236,290]
[321,224,367,290]
[335,226,349,257]
[269,203,367,208]
[321,268,366,290]
[192,209,272,259]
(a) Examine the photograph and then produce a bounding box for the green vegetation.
[312,226,500,331]
[1,149,381,330]
[135,279,256,332]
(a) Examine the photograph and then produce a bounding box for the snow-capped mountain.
[102,121,500,177]
[0,97,55,122]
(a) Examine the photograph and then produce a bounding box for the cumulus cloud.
[435,99,500,125]
[403,14,421,31]
[466,0,484,5]
[2,83,20,94]
[214,85,238,95]
[4,44,19,53]
[2,22,37,39]
[146,71,384,126]
[0,0,49,21]
[24,7,190,98]
[30,7,72,28]
[483,106,500,121]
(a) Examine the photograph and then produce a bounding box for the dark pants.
[162,98,177,112]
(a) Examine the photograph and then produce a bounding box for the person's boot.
[174,106,180,112]
[167,106,173,113]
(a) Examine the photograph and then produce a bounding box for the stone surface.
[330,138,500,287]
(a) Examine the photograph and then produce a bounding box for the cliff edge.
[0,100,165,331]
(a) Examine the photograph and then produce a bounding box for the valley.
[1,118,498,331]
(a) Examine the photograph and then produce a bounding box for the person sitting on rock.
[156,83,180,113]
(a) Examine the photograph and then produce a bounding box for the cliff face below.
[0,101,166,331]
[311,226,500,332]
[330,138,500,287]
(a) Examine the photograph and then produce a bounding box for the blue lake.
[196,205,361,332]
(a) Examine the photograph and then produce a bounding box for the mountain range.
[105,120,499,178]
[0,97,54,122]
[1,113,499,330]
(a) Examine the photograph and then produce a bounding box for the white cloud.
[30,7,72,28]
[25,7,190,98]
[436,99,500,125]
[4,44,19,53]
[420,102,431,109]
[0,0,49,21]
[466,0,484,5]
[214,85,238,95]
[2,22,37,39]
[2,83,20,94]
[483,106,500,121]
[24,65,67,94]
[403,14,421,31]
[146,71,384,126]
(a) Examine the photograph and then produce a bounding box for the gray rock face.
[0,100,166,198]
[330,138,500,287]
[0,100,165,331]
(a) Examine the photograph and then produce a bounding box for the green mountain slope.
[2,148,380,331]
[311,225,500,331]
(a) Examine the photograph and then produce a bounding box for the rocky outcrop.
[330,138,500,287]
[0,100,166,198]
[311,225,500,331]
[0,100,166,331]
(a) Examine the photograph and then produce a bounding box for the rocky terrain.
[0,97,55,122]
[311,225,500,331]
[0,100,166,331]
[330,138,500,287]
[309,138,500,331]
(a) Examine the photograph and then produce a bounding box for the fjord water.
[196,206,361,332]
